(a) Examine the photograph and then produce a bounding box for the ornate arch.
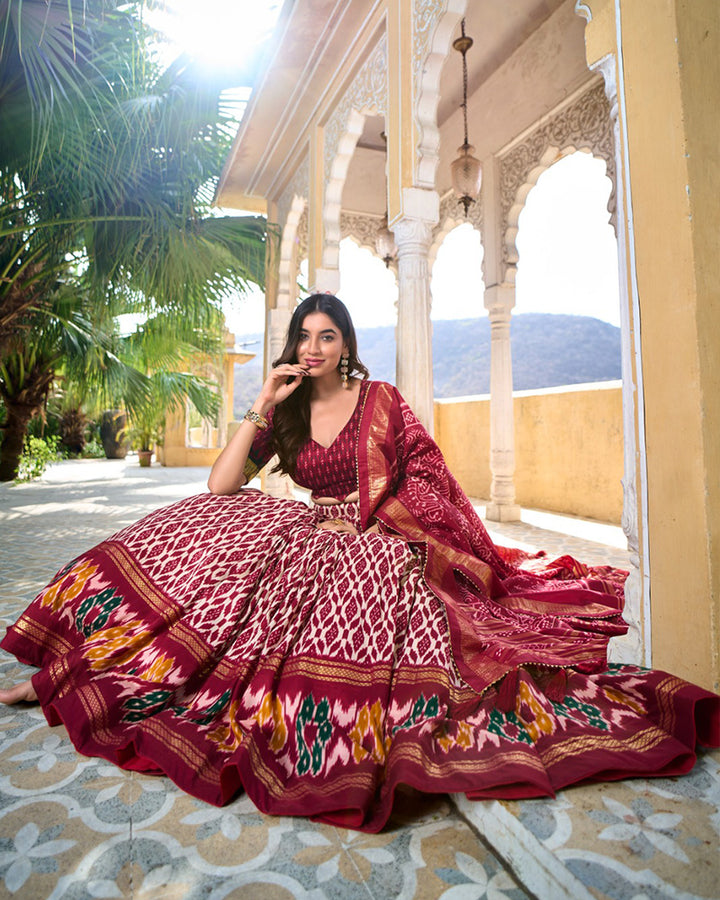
[414,0,467,189]
[499,79,615,284]
[277,195,306,314]
[430,189,483,270]
[323,109,367,268]
[277,151,310,239]
[322,36,387,269]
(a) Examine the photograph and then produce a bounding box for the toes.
[0,681,38,705]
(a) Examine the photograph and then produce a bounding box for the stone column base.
[485,502,521,522]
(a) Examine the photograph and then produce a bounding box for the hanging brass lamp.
[450,19,482,216]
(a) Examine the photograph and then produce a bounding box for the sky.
[148,2,621,338]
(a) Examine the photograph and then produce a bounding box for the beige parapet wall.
[435,381,623,524]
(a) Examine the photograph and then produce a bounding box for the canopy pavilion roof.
[215,0,593,221]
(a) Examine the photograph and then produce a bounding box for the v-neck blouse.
[246,380,369,500]
[294,380,368,499]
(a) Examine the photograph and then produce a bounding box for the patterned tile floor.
[0,458,717,899]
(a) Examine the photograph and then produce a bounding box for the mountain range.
[232,313,621,416]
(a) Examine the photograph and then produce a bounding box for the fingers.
[258,364,309,408]
[317,519,358,535]
[272,363,309,382]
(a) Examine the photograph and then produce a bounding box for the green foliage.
[15,435,61,482]
[0,0,268,479]
[80,437,105,459]
[129,369,220,451]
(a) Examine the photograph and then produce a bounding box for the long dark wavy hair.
[271,294,369,477]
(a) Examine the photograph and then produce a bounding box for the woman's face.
[295,311,348,379]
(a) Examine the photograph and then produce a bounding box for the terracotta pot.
[137,449,153,467]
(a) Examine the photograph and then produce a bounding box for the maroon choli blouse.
[247,380,369,500]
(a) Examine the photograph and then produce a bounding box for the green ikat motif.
[392,694,440,735]
[171,690,232,725]
[487,708,534,745]
[551,696,608,730]
[76,588,123,636]
[296,695,333,776]
[124,689,173,722]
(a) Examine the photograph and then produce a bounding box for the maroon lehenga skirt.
[2,489,718,831]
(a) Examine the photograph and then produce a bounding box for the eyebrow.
[299,328,339,335]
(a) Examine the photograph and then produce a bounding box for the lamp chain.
[461,19,469,149]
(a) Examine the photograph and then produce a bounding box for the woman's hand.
[317,518,358,535]
[208,362,308,496]
[257,363,309,412]
[208,363,308,494]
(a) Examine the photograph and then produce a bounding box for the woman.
[1,294,718,832]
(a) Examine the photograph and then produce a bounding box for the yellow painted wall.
[617,1,720,691]
[160,446,222,467]
[581,0,720,690]
[674,0,720,693]
[435,383,623,523]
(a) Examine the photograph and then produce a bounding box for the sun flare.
[147,0,281,73]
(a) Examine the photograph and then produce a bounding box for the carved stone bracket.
[340,212,385,255]
[413,0,449,88]
[499,80,615,282]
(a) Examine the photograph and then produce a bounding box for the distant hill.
[233,313,621,416]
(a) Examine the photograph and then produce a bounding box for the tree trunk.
[0,403,35,481]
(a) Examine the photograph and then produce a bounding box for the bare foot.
[0,680,38,704]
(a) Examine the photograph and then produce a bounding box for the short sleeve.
[243,412,275,482]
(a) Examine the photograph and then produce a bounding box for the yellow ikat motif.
[83,621,152,670]
[516,680,555,743]
[349,701,389,764]
[39,560,99,612]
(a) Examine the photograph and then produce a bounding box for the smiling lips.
[304,359,323,368]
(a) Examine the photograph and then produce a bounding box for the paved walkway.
[0,458,717,899]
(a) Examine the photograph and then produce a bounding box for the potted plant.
[129,402,165,467]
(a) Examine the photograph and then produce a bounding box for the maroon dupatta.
[357,382,628,696]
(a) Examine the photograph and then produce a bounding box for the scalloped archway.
[503,145,613,286]
[414,0,468,189]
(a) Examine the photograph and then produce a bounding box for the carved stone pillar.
[484,285,521,522]
[392,217,434,430]
[311,268,340,295]
[391,189,439,431]
[266,307,293,372]
[594,55,646,666]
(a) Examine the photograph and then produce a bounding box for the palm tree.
[0,0,268,479]
[0,290,148,480]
